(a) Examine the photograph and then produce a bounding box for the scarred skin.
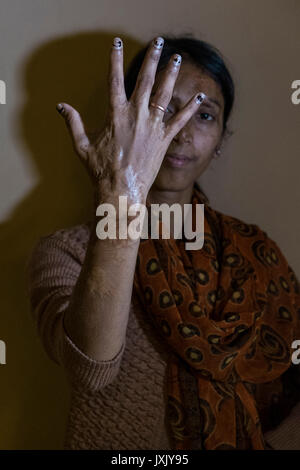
[57,37,225,362]
[57,38,211,207]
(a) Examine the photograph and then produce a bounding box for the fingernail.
[153,37,164,50]
[56,103,64,114]
[195,92,206,104]
[113,37,123,49]
[173,54,182,67]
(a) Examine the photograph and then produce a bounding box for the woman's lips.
[165,153,193,168]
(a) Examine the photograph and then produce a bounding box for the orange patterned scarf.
[133,184,300,449]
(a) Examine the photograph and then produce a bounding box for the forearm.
[63,216,140,362]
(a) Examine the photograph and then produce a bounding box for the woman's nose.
[173,124,192,144]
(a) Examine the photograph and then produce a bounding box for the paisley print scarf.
[133,184,300,450]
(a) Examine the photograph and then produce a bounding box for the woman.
[27,35,300,450]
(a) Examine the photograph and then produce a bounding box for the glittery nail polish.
[153,37,164,50]
[56,103,64,114]
[196,92,206,104]
[173,54,182,66]
[113,37,123,49]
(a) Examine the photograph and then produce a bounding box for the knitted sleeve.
[26,228,125,392]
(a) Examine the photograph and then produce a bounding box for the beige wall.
[0,0,299,449]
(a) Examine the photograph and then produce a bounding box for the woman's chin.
[153,167,193,192]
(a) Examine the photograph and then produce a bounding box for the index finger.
[165,92,206,139]
[108,37,127,112]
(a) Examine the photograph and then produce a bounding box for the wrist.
[93,189,147,210]
[89,213,143,247]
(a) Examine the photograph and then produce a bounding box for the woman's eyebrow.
[205,97,221,109]
[172,94,221,111]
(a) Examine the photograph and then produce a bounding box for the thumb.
[56,102,90,161]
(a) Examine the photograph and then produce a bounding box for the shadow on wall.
[0,31,141,450]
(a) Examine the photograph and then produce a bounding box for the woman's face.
[151,61,225,192]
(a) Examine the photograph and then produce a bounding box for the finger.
[130,37,164,106]
[165,92,206,140]
[108,37,127,112]
[56,102,90,160]
[149,54,182,118]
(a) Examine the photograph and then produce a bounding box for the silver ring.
[149,102,166,113]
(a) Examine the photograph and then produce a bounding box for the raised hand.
[56,36,205,207]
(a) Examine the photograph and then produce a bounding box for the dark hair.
[124,35,235,135]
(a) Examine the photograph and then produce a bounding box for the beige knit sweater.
[26,221,300,450]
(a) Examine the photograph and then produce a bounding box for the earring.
[214,148,221,158]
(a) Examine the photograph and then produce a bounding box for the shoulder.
[27,220,93,270]
[210,206,299,290]
[44,220,92,246]
[206,206,268,263]
[208,205,290,269]
[210,206,267,240]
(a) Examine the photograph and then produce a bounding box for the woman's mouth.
[165,153,193,168]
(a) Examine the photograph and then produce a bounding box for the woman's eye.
[166,106,174,114]
[199,112,214,121]
[165,108,214,121]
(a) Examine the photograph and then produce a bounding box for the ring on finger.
[149,102,166,113]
